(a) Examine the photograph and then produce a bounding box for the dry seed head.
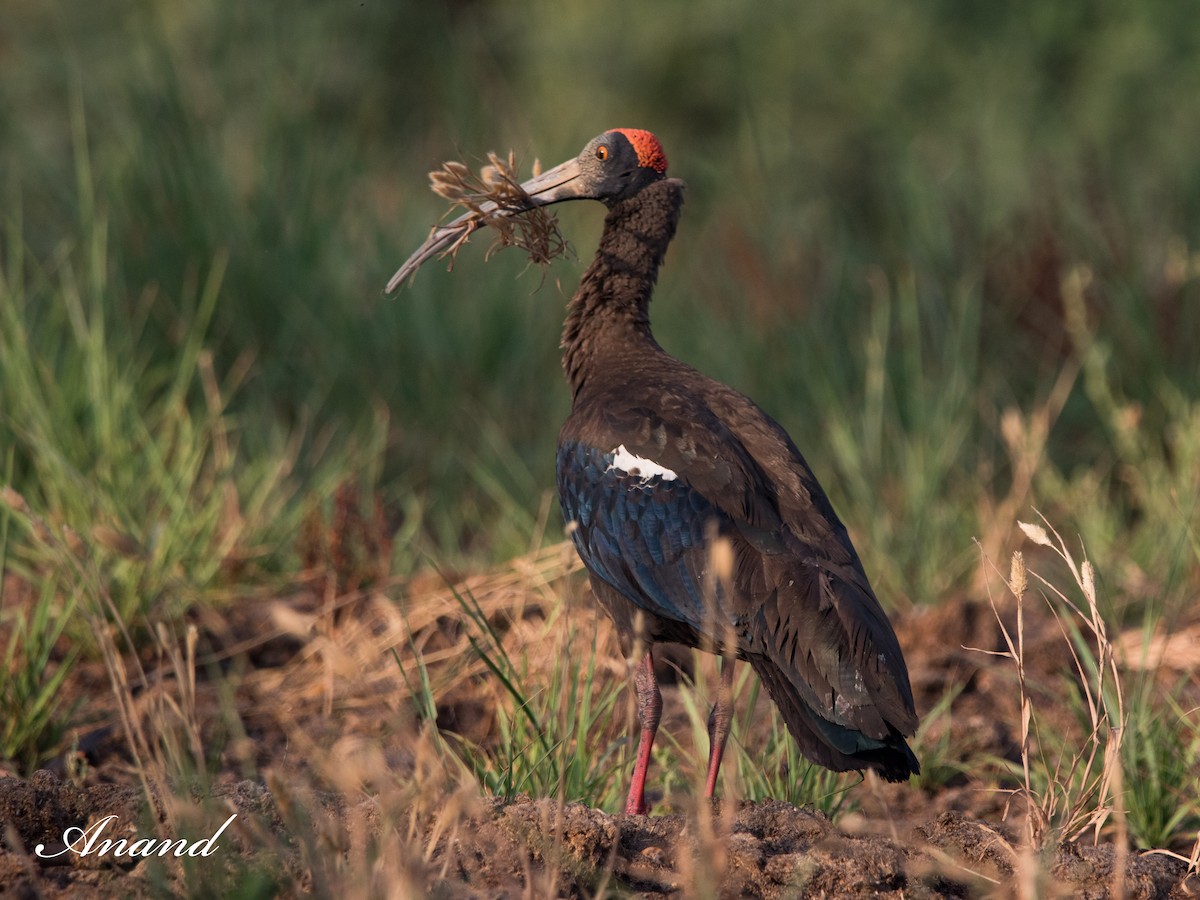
[630,609,647,665]
[1081,560,1096,606]
[1009,551,1028,598]
[710,536,734,584]
[1018,520,1052,547]
[269,601,318,638]
[1000,407,1024,453]
[0,486,29,513]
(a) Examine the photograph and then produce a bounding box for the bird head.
[522,129,670,208]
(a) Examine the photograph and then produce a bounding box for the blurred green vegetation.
[2,0,1199,611]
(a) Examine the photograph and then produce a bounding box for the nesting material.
[427,152,571,273]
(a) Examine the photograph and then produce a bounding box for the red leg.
[625,649,662,815]
[703,659,735,799]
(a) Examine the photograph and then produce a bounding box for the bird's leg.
[625,649,662,815]
[703,658,735,799]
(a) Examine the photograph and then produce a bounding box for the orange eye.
[595,145,609,161]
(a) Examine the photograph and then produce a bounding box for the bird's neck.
[561,178,685,399]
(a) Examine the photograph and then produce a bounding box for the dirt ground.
[1,548,1198,897]
[0,773,1193,897]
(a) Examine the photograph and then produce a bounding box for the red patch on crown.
[615,129,669,174]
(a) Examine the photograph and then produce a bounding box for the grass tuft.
[972,516,1126,851]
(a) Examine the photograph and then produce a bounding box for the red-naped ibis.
[389,129,920,815]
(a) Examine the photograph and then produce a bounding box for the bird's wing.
[557,397,776,640]
[748,544,918,743]
[557,438,740,638]
[560,385,917,741]
[698,383,919,739]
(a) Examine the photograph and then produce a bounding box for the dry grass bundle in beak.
[419,152,571,277]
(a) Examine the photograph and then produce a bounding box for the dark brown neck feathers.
[561,178,686,399]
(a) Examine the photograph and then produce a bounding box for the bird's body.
[390,129,919,815]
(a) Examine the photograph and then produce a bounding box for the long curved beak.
[385,156,587,293]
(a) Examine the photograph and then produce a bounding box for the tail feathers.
[749,655,920,783]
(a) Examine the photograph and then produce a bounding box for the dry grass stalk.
[969,514,1127,852]
[238,540,592,727]
[975,364,1079,580]
[427,151,571,273]
[1145,831,1200,879]
[91,613,209,827]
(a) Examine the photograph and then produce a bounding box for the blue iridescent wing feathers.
[557,441,729,632]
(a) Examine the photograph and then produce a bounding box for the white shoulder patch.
[608,444,678,482]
